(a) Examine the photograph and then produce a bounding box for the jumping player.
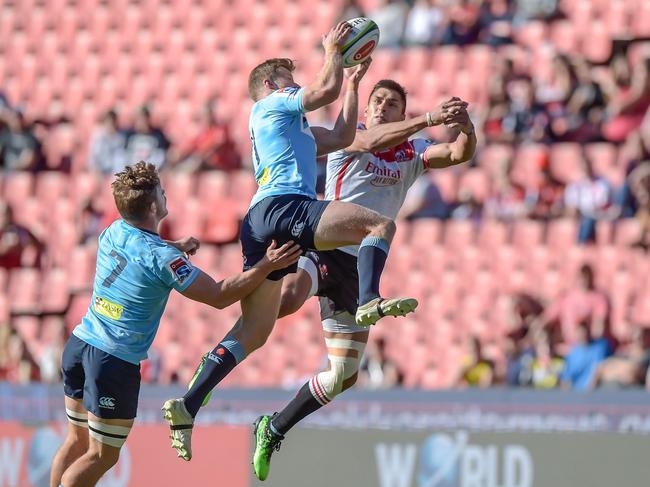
[50,161,301,487]
[251,81,477,480]
[162,23,420,460]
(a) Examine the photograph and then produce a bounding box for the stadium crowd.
[1,0,650,390]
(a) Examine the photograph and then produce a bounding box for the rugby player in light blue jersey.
[50,161,301,487]
[163,22,417,465]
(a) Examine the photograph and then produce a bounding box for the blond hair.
[248,58,295,101]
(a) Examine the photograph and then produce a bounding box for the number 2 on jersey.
[102,250,127,288]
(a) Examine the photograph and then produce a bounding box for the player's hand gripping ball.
[340,17,380,67]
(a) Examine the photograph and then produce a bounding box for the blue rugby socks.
[357,236,390,305]
[183,337,246,417]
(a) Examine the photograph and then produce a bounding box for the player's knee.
[341,371,359,392]
[317,357,359,401]
[88,448,120,470]
[377,218,396,240]
[366,216,395,241]
[64,434,89,456]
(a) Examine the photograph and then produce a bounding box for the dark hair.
[248,58,295,101]
[102,110,118,123]
[111,161,160,222]
[368,79,408,111]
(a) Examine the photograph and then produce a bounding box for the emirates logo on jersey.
[365,161,402,186]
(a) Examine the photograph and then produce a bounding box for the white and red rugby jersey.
[324,131,436,255]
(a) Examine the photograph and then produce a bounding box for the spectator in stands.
[451,188,483,222]
[87,109,126,175]
[403,0,445,46]
[610,128,648,221]
[78,197,104,245]
[560,322,611,390]
[169,101,241,172]
[501,77,549,143]
[541,263,611,351]
[628,161,650,249]
[602,53,650,143]
[0,109,43,171]
[398,174,450,220]
[591,326,650,389]
[336,0,365,23]
[528,330,564,388]
[3,328,40,383]
[484,155,527,221]
[123,105,170,169]
[0,91,10,112]
[370,0,409,49]
[0,202,43,269]
[504,293,544,386]
[565,56,607,142]
[39,318,68,384]
[480,70,512,141]
[456,336,495,388]
[564,151,612,243]
[478,0,514,47]
[537,53,591,143]
[358,337,402,389]
[537,54,577,107]
[527,161,565,220]
[441,0,482,46]
[0,323,11,380]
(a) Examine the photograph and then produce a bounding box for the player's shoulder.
[273,86,301,96]
[261,87,302,105]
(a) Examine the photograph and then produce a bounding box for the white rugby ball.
[340,17,380,68]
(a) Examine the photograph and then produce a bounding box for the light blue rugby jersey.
[248,86,318,208]
[73,220,200,364]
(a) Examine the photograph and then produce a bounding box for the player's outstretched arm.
[312,58,371,156]
[347,98,468,153]
[180,241,302,309]
[424,103,477,168]
[302,22,351,112]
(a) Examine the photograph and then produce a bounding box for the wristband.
[426,112,434,127]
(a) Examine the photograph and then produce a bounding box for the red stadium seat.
[13,317,41,343]
[8,268,40,311]
[458,168,491,203]
[443,220,475,249]
[546,218,578,251]
[512,220,544,250]
[514,21,548,49]
[35,171,68,207]
[582,21,612,63]
[202,198,241,244]
[431,169,458,203]
[3,172,34,210]
[549,143,583,184]
[632,0,650,36]
[614,219,642,247]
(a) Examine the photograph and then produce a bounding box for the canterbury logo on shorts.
[291,220,305,238]
[99,396,116,409]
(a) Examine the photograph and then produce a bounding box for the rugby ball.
[340,17,380,68]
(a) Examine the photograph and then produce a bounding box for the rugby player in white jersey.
[251,79,477,480]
